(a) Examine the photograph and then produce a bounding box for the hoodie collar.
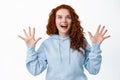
[51,34,71,64]
[51,34,69,40]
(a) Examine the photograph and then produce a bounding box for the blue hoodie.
[26,34,102,80]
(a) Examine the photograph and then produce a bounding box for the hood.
[50,34,71,64]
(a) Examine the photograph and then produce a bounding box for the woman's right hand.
[18,27,41,46]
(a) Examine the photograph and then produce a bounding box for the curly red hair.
[46,4,86,53]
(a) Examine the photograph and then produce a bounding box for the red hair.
[46,4,86,53]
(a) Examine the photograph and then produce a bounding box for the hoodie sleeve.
[84,41,102,75]
[26,43,47,76]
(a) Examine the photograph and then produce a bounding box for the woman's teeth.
[61,26,67,28]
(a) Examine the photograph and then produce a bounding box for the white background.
[0,0,120,80]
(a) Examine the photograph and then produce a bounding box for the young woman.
[18,4,110,80]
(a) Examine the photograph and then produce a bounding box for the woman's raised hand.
[88,25,110,44]
[18,27,41,46]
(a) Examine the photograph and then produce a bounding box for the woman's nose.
[61,17,66,21]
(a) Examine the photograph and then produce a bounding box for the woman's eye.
[58,16,62,19]
[67,16,71,19]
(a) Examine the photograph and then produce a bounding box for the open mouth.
[61,25,68,28]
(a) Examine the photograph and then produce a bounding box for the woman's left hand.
[88,25,110,44]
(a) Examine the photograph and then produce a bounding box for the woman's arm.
[26,44,47,76]
[84,25,110,74]
[18,27,47,76]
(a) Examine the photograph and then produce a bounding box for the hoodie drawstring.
[68,46,71,64]
[58,37,62,63]
[58,36,71,64]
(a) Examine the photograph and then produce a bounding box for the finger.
[104,35,111,39]
[96,25,101,34]
[35,37,42,44]
[29,27,31,36]
[32,28,35,38]
[18,35,25,40]
[88,31,93,38]
[99,26,105,34]
[102,29,108,36]
[23,29,28,37]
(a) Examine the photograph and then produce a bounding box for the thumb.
[88,31,93,38]
[34,37,42,44]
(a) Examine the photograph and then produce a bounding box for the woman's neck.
[58,33,69,38]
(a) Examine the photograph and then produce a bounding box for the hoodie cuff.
[27,46,35,50]
[91,43,102,53]
[27,46,36,55]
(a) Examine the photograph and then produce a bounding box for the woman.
[18,4,110,80]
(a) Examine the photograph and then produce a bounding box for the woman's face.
[55,9,72,37]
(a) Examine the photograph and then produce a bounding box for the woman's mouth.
[61,25,68,29]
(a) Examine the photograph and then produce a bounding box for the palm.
[18,27,41,46]
[88,25,110,44]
